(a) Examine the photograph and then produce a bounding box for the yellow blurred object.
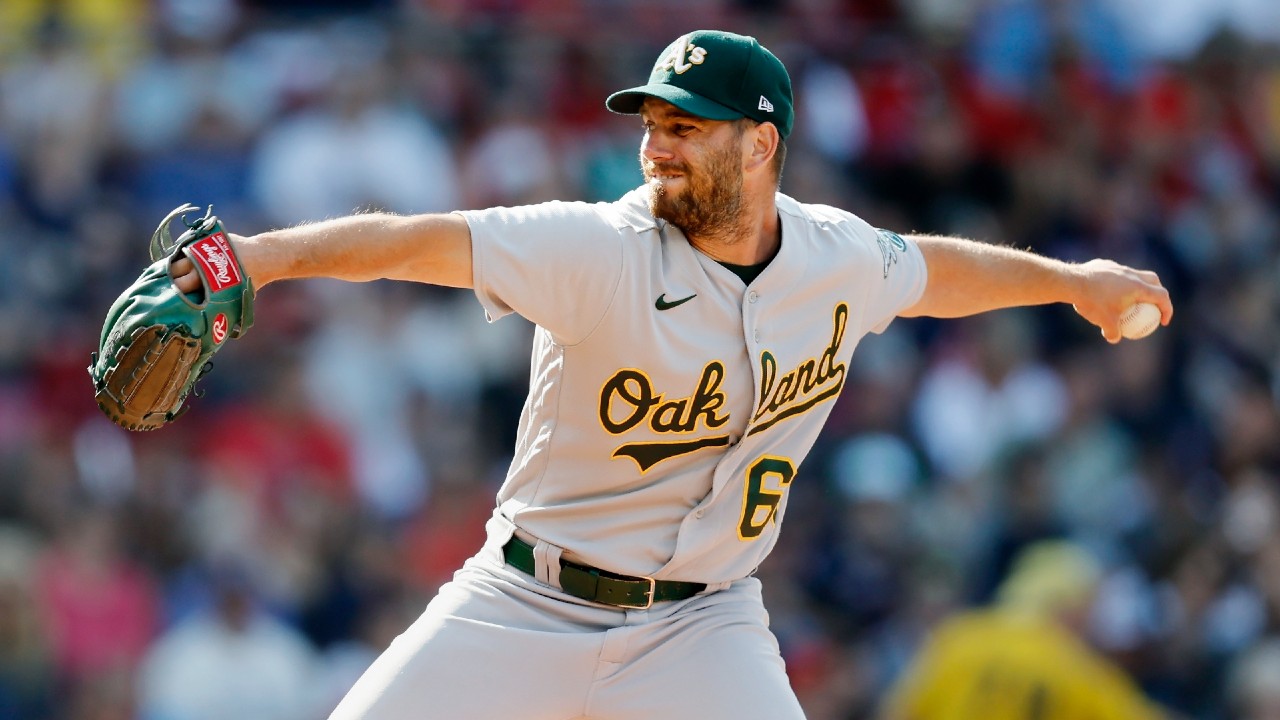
[0,0,147,76]
[882,542,1164,720]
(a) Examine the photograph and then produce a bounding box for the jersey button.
[695,509,705,519]
[748,291,759,303]
[753,329,761,342]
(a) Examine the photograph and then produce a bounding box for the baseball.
[1119,302,1161,340]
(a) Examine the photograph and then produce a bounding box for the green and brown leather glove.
[89,204,255,430]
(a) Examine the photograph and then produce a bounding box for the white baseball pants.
[328,528,806,719]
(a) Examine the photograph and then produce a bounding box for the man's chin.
[645,184,675,215]
[647,176,683,198]
[649,197,685,225]
[647,182,680,220]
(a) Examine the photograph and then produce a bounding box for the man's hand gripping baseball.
[1068,258,1173,343]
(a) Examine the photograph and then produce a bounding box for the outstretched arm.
[900,235,1173,343]
[173,212,474,293]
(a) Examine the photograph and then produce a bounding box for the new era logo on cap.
[758,96,774,113]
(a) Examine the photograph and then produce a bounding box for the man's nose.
[641,132,674,163]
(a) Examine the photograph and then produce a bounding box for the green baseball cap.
[606,30,794,139]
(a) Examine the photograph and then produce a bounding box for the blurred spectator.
[880,541,1169,720]
[1,16,110,229]
[911,310,1067,484]
[185,391,353,615]
[0,525,53,718]
[302,285,433,521]
[1229,638,1280,720]
[249,22,458,225]
[307,585,421,719]
[965,441,1069,603]
[1041,349,1148,542]
[35,506,158,686]
[798,57,869,166]
[459,94,565,207]
[575,120,646,202]
[805,433,923,636]
[968,0,1139,99]
[136,561,316,720]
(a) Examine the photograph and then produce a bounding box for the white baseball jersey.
[460,187,925,585]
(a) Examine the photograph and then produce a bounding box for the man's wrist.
[1054,260,1088,308]
[228,232,278,289]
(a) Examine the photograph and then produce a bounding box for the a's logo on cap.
[758,96,774,112]
[657,35,707,75]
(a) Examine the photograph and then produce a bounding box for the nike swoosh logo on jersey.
[655,293,697,311]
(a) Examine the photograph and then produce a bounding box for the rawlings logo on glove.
[190,233,242,291]
[88,204,255,430]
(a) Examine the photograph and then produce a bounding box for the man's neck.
[685,194,780,265]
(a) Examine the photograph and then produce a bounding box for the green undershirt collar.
[716,259,771,285]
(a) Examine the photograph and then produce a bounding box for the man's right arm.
[173,212,473,293]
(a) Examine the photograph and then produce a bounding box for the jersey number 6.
[738,456,796,540]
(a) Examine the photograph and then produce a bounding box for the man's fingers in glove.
[170,257,201,295]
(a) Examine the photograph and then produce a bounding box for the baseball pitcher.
[94,30,1172,719]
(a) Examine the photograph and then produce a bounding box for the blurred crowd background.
[0,0,1278,718]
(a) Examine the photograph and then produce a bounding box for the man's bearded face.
[643,128,744,237]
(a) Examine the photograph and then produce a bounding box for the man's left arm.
[899,235,1173,343]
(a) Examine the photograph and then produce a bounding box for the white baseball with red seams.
[1119,302,1161,340]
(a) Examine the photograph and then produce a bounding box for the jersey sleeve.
[854,225,927,335]
[459,201,626,345]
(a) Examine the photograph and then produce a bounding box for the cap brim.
[605,84,743,121]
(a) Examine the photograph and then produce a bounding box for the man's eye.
[674,124,695,136]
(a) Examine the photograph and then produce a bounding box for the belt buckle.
[617,575,656,610]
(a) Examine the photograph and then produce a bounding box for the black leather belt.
[502,535,705,609]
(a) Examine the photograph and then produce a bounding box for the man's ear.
[744,122,780,175]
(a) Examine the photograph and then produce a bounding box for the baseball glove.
[88,204,255,430]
